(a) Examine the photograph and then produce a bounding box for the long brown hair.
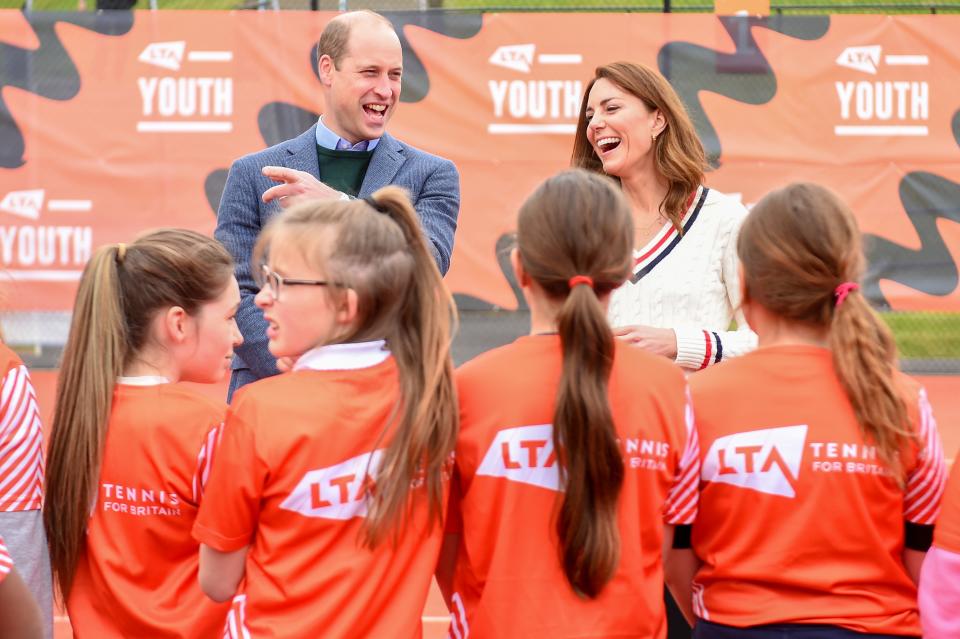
[739,183,913,478]
[571,61,706,233]
[253,187,458,547]
[516,169,634,598]
[44,229,233,602]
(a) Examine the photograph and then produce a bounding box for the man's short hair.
[317,11,394,69]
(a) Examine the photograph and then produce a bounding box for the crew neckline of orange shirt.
[749,343,831,357]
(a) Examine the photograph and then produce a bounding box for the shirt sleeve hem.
[192,522,252,553]
[675,327,708,370]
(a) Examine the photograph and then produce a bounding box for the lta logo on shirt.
[280,450,383,520]
[701,425,808,498]
[477,424,560,491]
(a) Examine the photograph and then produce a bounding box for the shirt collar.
[293,340,390,372]
[117,375,170,386]
[316,116,380,152]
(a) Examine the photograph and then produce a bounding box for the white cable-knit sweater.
[608,186,758,370]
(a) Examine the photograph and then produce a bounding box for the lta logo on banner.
[834,44,930,138]
[0,189,93,281]
[486,43,583,136]
[136,40,235,134]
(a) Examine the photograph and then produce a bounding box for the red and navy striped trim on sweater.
[697,330,724,370]
[630,187,708,284]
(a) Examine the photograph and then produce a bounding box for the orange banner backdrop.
[1,11,958,312]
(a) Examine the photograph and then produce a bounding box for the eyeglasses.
[258,264,341,301]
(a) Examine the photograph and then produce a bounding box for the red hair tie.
[834,281,859,308]
[568,275,594,289]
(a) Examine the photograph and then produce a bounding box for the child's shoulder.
[229,371,335,415]
[612,341,686,389]
[688,350,757,393]
[455,338,551,394]
[457,341,523,377]
[156,384,226,423]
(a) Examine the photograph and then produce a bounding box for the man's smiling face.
[319,21,403,145]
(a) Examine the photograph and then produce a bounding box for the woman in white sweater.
[571,62,756,370]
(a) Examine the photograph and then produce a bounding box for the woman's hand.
[613,325,678,360]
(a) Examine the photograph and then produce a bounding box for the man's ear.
[510,247,530,288]
[317,54,336,87]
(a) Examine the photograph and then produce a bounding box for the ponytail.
[45,246,127,602]
[44,230,233,602]
[555,279,624,598]
[830,288,912,479]
[361,188,458,546]
[740,183,913,482]
[515,169,634,597]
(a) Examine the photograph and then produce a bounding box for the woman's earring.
[651,132,658,141]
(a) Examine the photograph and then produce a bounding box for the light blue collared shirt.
[315,116,381,152]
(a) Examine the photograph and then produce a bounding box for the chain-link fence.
[13,0,960,11]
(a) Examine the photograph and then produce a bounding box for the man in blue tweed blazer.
[215,10,459,398]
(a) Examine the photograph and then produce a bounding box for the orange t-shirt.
[193,342,449,639]
[0,343,44,512]
[934,451,960,553]
[448,335,698,639]
[67,379,230,639]
[690,345,946,635]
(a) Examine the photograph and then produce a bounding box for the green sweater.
[316,145,374,197]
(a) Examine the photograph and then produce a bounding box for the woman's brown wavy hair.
[571,61,706,232]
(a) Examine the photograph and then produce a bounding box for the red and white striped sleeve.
[192,422,225,505]
[663,387,699,525]
[0,534,12,582]
[0,363,44,512]
[903,388,947,524]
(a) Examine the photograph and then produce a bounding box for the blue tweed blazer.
[214,125,460,397]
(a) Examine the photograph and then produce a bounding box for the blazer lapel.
[358,132,404,197]
[284,125,322,178]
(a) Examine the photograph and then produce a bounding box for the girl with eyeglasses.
[193,187,458,639]
[44,229,242,638]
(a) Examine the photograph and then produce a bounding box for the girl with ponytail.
[681,183,947,638]
[437,169,699,639]
[193,186,458,639]
[44,229,241,637]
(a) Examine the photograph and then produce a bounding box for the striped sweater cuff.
[675,328,722,370]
